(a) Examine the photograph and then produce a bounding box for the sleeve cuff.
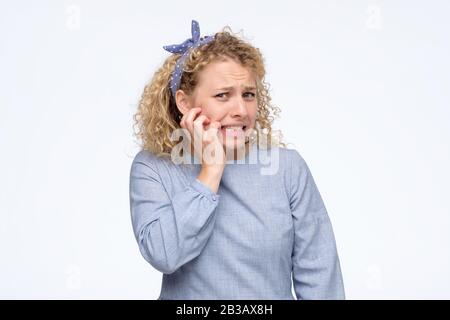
[190,178,221,203]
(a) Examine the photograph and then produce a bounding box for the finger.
[205,125,219,142]
[206,121,220,139]
[210,126,219,137]
[180,107,200,128]
[180,112,188,128]
[184,107,202,133]
[193,115,210,139]
[209,121,221,129]
[193,115,210,131]
[202,117,212,130]
[203,128,215,144]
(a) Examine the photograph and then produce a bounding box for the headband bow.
[163,20,215,98]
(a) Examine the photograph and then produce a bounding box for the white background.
[1,0,449,299]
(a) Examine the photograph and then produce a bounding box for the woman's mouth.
[220,125,247,137]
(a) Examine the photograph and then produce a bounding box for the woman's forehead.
[197,59,256,89]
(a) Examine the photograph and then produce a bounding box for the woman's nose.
[230,97,248,117]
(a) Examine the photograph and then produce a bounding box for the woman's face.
[176,57,258,152]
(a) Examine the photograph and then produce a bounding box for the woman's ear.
[175,90,192,116]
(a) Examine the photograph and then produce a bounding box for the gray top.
[129,143,345,299]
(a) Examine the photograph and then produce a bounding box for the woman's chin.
[222,138,245,152]
[219,136,245,149]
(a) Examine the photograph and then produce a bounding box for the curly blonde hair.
[133,25,286,158]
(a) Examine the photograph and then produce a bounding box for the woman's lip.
[220,126,246,131]
[220,125,246,129]
[220,126,247,137]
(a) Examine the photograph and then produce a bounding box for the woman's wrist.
[197,165,224,193]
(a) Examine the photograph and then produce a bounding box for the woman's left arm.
[289,149,345,300]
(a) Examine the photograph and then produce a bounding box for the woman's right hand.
[180,107,226,169]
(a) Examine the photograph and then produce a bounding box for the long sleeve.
[129,157,220,275]
[289,150,345,299]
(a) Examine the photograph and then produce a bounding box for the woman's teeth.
[221,126,246,137]
[222,126,244,130]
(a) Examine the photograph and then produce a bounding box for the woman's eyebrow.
[215,85,257,91]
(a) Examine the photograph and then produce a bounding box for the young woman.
[129,20,345,300]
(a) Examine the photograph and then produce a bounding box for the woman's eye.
[215,92,256,99]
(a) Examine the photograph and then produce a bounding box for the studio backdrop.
[1,0,449,299]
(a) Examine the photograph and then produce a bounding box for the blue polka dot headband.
[163,20,215,99]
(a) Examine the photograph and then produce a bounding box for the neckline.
[182,142,258,166]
